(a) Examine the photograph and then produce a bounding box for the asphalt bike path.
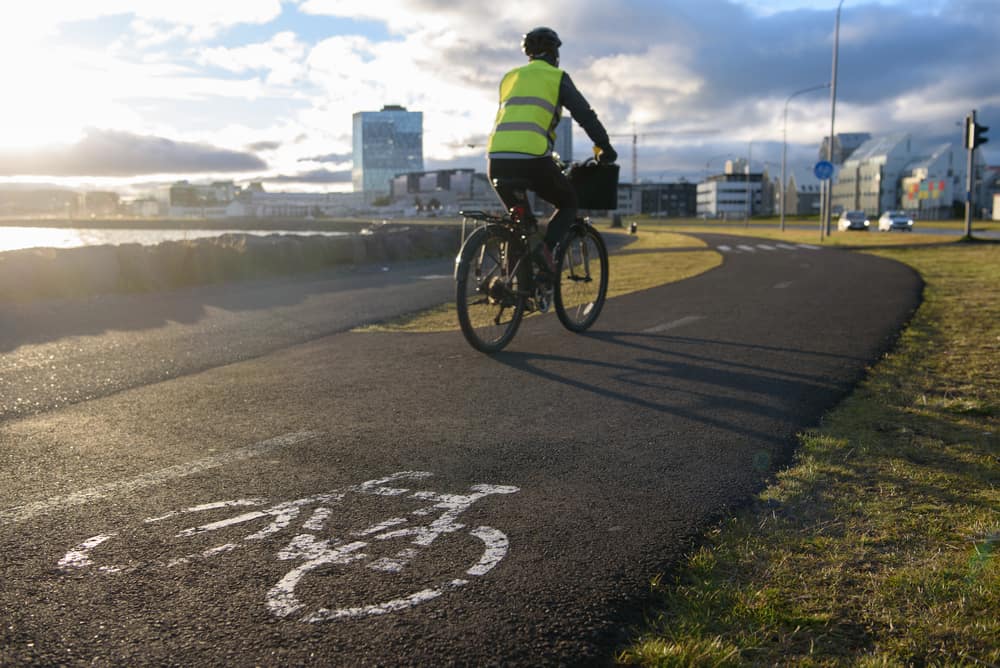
[0,234,922,665]
[0,257,456,421]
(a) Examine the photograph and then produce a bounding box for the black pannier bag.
[570,162,619,210]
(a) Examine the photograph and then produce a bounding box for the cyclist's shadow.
[486,328,832,446]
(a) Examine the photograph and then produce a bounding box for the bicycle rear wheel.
[455,225,529,353]
[554,222,608,333]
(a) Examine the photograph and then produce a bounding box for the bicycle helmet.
[522,27,561,58]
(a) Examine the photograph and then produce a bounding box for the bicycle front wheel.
[554,223,608,333]
[455,225,529,353]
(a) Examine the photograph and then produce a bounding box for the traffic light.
[965,115,989,149]
[973,122,989,149]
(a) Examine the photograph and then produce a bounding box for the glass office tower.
[352,105,424,194]
[553,116,572,163]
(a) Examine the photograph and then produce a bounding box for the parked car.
[837,210,870,231]
[878,210,914,232]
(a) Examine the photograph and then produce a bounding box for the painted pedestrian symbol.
[58,471,519,622]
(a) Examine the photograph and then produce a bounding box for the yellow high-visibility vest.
[487,59,564,156]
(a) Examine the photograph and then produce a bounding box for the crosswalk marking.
[713,242,823,253]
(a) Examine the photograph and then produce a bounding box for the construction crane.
[608,127,719,184]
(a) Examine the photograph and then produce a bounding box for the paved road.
[0,234,922,665]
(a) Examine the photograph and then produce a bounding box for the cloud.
[298,151,353,163]
[247,140,284,152]
[0,129,267,177]
[265,168,352,183]
[2,0,997,186]
[199,31,308,85]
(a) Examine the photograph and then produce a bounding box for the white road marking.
[466,526,510,576]
[717,245,732,252]
[757,244,776,251]
[774,281,793,289]
[418,275,452,280]
[642,315,705,334]
[57,470,521,624]
[57,534,115,570]
[737,244,756,252]
[0,431,321,526]
[777,243,799,250]
[797,243,821,250]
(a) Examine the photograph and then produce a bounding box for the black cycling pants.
[488,157,578,249]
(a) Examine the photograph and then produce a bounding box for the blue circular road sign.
[814,160,835,180]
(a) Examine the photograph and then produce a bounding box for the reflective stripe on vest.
[487,60,563,156]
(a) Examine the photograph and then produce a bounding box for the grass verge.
[619,238,999,666]
[353,227,721,333]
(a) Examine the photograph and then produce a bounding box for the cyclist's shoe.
[532,241,556,281]
[533,284,553,313]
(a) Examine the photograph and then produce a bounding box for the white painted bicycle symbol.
[58,471,519,622]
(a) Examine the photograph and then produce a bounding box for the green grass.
[619,238,999,666]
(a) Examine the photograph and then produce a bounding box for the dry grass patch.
[620,241,999,666]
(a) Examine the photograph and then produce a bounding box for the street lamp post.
[822,0,845,237]
[782,83,830,232]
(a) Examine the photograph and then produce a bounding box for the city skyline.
[0,0,996,193]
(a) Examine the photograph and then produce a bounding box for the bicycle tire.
[553,222,609,333]
[455,225,529,353]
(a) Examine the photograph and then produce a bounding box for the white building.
[899,143,964,219]
[832,134,986,217]
[697,159,770,219]
[832,134,917,215]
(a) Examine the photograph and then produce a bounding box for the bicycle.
[454,161,611,354]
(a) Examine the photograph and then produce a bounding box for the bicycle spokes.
[554,224,608,333]
[456,227,527,353]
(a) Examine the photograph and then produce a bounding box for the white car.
[878,211,914,232]
[837,210,870,231]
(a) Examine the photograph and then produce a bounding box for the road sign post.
[814,161,835,241]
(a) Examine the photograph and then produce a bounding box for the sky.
[0,0,997,193]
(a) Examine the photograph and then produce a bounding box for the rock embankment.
[0,225,461,302]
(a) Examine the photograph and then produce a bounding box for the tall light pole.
[823,0,845,237]
[782,83,830,232]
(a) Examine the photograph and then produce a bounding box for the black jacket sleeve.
[558,72,612,150]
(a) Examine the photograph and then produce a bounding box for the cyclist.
[486,26,617,279]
